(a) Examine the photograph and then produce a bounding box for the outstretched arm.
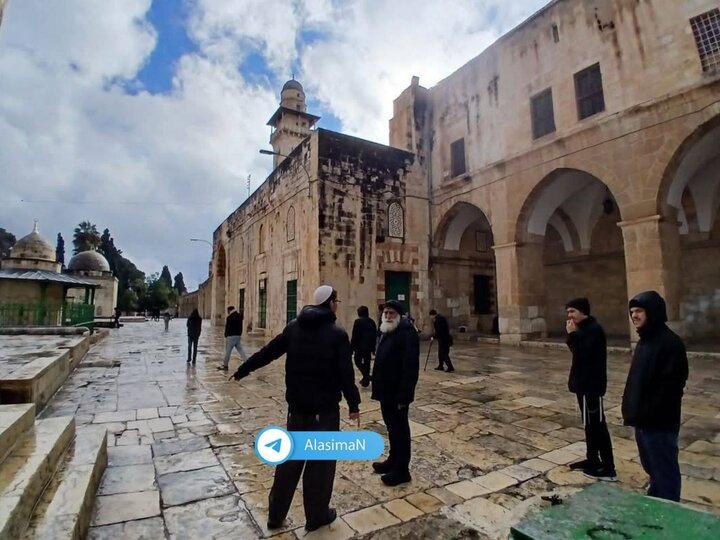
[231,329,289,380]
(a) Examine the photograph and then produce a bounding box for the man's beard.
[380,315,400,334]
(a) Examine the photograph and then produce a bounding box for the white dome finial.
[32,219,39,233]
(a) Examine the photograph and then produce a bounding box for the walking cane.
[423,338,434,371]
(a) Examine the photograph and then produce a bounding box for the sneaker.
[446,367,455,373]
[568,459,599,471]
[305,508,337,532]
[217,366,228,371]
[583,466,617,482]
[360,378,370,388]
[434,366,444,371]
[372,460,393,474]
[267,518,286,530]
[381,470,412,486]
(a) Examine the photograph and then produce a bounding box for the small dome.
[68,250,110,272]
[282,79,304,93]
[9,223,55,262]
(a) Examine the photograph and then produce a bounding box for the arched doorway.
[213,243,227,325]
[433,203,497,335]
[660,117,720,347]
[516,169,628,340]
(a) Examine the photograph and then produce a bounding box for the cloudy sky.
[0,0,548,290]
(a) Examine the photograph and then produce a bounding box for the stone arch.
[213,243,227,325]
[514,168,628,338]
[432,202,497,335]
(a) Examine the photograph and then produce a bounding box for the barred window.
[286,206,296,242]
[531,88,556,139]
[691,9,720,74]
[574,63,605,119]
[388,202,404,239]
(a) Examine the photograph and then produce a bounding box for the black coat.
[351,316,377,354]
[371,319,420,405]
[224,311,243,337]
[566,316,607,396]
[622,291,689,430]
[234,305,361,414]
[186,314,202,339]
[433,314,453,346]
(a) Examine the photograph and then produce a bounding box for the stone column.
[493,241,547,343]
[619,215,683,340]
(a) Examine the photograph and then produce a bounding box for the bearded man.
[370,300,420,486]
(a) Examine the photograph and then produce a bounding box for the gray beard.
[380,318,400,334]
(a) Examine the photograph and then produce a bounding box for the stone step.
[22,427,108,540]
[0,404,36,462]
[0,417,76,540]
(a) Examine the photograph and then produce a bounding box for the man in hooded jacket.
[371,300,420,486]
[565,297,616,481]
[622,290,688,502]
[351,305,377,387]
[230,285,361,531]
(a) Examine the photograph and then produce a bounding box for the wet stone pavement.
[38,320,720,539]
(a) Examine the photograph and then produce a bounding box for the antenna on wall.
[247,174,251,198]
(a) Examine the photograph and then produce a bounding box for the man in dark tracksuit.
[565,298,616,481]
[622,290,688,502]
[230,285,360,531]
[429,310,454,372]
[351,305,377,387]
[371,300,420,486]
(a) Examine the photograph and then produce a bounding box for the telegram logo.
[255,426,293,465]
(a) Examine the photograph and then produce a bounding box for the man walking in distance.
[230,285,360,531]
[351,305,377,387]
[429,309,454,372]
[371,300,419,486]
[622,291,688,502]
[218,306,247,372]
[186,308,202,365]
[565,298,617,482]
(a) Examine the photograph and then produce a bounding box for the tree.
[56,233,65,267]
[173,272,187,294]
[0,228,16,260]
[118,288,138,312]
[160,265,173,289]
[72,221,101,254]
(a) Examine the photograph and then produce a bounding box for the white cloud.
[0,0,550,290]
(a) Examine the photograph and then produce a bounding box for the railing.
[0,303,95,327]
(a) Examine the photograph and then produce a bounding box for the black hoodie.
[566,316,607,396]
[351,306,378,355]
[621,291,688,430]
[233,305,361,413]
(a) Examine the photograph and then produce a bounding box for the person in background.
[186,309,202,365]
[351,305,377,387]
[429,309,454,372]
[218,306,247,371]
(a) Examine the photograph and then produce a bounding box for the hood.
[296,305,336,329]
[357,305,369,318]
[629,290,667,328]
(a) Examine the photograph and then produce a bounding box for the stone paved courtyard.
[37,320,720,539]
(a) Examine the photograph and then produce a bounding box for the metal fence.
[0,302,95,327]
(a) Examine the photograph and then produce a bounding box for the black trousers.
[187,336,199,362]
[437,341,453,369]
[380,401,411,473]
[576,394,615,470]
[354,351,372,380]
[268,408,339,527]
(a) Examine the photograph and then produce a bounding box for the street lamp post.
[189,238,212,247]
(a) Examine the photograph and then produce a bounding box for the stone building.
[196,0,719,348]
[65,250,118,318]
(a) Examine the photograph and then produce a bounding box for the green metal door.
[258,279,267,328]
[286,280,297,324]
[238,288,245,315]
[385,271,411,315]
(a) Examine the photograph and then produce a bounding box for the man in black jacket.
[565,298,616,481]
[622,290,688,502]
[219,306,247,371]
[371,300,420,486]
[351,305,377,387]
[429,310,454,372]
[230,285,360,531]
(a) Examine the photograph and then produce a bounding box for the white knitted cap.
[313,285,334,305]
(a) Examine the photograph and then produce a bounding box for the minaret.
[266,79,320,168]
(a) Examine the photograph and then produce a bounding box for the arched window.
[258,224,265,253]
[287,206,296,242]
[388,202,404,239]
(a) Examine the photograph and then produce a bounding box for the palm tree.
[72,221,101,254]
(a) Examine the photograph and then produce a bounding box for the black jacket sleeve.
[350,320,359,353]
[336,330,361,413]
[398,327,420,405]
[234,329,289,379]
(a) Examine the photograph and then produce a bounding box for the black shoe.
[267,518,285,530]
[360,378,369,388]
[372,460,393,474]
[583,466,617,482]
[305,508,337,532]
[217,366,228,371]
[569,459,599,471]
[191,360,196,365]
[446,366,455,373]
[381,471,412,486]
[434,366,444,371]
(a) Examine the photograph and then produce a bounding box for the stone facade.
[203,0,720,347]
